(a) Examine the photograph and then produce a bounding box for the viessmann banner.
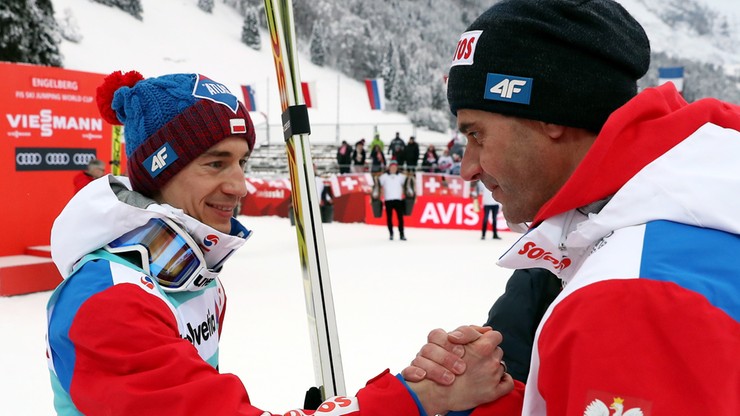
[0,62,115,256]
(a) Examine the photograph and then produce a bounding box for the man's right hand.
[404,327,513,414]
[402,325,497,385]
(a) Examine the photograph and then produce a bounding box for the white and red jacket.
[488,84,740,415]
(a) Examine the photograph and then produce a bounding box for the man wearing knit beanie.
[404,0,740,413]
[46,71,514,415]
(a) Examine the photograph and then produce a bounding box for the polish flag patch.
[230,118,247,134]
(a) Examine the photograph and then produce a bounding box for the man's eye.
[208,161,223,168]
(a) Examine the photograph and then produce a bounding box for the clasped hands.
[403,325,514,415]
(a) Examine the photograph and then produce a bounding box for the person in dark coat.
[336,140,352,174]
[350,140,367,173]
[404,136,420,172]
[420,144,439,172]
[388,132,406,162]
[369,144,386,176]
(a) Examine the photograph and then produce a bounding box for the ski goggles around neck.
[105,217,219,292]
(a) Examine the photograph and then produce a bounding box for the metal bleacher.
[245,140,449,177]
[245,142,341,177]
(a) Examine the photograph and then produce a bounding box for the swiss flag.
[330,173,373,197]
[416,173,470,197]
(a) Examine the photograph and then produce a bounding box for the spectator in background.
[378,159,407,241]
[388,131,406,162]
[437,148,454,174]
[475,180,500,239]
[351,140,366,173]
[336,140,352,174]
[73,159,106,193]
[421,144,439,172]
[369,143,386,176]
[404,136,420,172]
[315,166,334,222]
[369,131,385,154]
[450,135,466,158]
[449,153,462,175]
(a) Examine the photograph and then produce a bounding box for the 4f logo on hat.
[144,143,179,177]
[193,74,239,113]
[484,73,533,105]
[451,30,482,67]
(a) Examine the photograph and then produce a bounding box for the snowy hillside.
[619,0,740,74]
[51,0,450,146]
[49,0,740,144]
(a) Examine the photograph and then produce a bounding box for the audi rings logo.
[15,147,97,171]
[73,153,94,165]
[45,153,70,165]
[16,153,43,165]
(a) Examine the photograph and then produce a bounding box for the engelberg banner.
[0,62,120,256]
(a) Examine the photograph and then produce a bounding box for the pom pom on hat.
[446,0,650,133]
[96,71,256,196]
[96,70,145,125]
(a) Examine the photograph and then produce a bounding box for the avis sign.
[365,195,500,231]
[419,201,478,227]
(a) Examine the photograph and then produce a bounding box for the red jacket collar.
[532,83,740,227]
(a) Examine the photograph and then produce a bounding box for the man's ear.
[541,122,566,140]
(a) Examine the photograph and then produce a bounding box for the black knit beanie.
[447,0,650,132]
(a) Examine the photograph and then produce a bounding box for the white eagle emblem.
[584,397,644,416]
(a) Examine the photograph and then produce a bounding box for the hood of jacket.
[533,83,740,228]
[51,175,251,279]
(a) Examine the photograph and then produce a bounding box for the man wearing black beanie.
[403,0,740,414]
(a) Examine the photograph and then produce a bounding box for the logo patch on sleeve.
[451,30,483,67]
[193,74,239,113]
[484,73,533,105]
[144,142,179,177]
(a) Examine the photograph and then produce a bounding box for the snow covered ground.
[0,215,517,415]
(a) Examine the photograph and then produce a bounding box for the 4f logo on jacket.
[144,143,178,177]
[484,73,533,105]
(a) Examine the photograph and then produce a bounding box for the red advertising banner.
[365,194,478,229]
[0,62,118,256]
[365,194,508,231]
[238,174,508,230]
[240,177,292,217]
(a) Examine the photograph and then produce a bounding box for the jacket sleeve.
[470,380,525,416]
[67,283,266,415]
[535,279,740,415]
[66,284,421,416]
[483,268,561,383]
